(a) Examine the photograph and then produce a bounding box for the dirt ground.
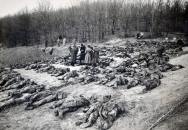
[0,41,188,130]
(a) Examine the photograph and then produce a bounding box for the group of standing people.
[69,41,99,66]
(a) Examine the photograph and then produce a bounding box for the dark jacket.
[70,46,78,63]
[80,45,86,61]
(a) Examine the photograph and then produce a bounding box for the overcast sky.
[0,0,85,17]
[0,0,181,18]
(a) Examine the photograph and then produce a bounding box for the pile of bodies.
[50,95,126,130]
[0,68,127,130]
[75,95,126,130]
[95,40,184,90]
[0,68,68,111]
[25,63,70,77]
[0,40,185,130]
[20,40,185,91]
[0,68,126,130]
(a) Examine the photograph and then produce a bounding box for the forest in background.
[0,0,187,47]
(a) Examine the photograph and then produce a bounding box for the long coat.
[92,49,99,64]
[80,45,86,61]
[85,48,93,64]
[70,46,78,63]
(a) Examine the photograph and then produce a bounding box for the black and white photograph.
[0,0,188,130]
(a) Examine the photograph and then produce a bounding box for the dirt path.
[0,53,188,130]
[14,69,63,89]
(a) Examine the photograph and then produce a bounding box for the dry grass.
[0,46,52,67]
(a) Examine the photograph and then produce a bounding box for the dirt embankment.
[0,45,70,67]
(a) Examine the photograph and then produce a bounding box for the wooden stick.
[147,96,188,130]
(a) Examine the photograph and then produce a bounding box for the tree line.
[0,0,187,47]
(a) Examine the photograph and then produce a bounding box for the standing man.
[79,44,86,65]
[70,39,78,66]
[157,46,165,57]
[45,40,48,48]
[92,47,99,66]
[57,35,63,47]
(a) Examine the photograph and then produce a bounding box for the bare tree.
[0,0,187,47]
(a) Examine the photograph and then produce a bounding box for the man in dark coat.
[92,47,99,66]
[157,46,165,57]
[80,44,86,65]
[57,35,63,47]
[70,40,78,66]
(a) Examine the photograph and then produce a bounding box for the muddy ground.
[0,38,188,130]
